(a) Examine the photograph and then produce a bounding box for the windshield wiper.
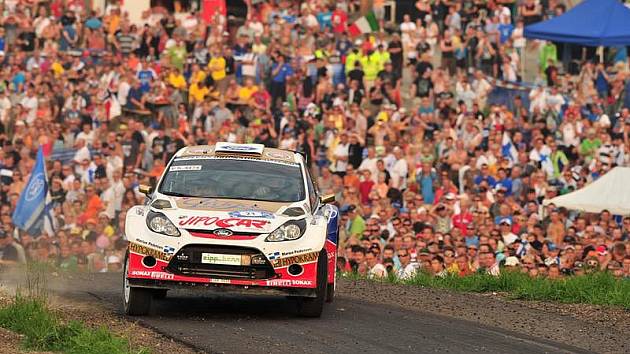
[161,191,192,197]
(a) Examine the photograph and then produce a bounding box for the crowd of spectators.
[0,0,628,280]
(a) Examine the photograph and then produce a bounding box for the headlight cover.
[265,219,307,242]
[146,211,180,237]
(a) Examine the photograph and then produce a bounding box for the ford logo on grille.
[213,228,233,237]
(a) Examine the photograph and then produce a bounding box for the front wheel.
[296,250,327,317]
[123,252,152,316]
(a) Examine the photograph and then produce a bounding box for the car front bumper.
[126,245,319,297]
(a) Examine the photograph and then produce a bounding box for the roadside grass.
[345,270,630,309]
[0,263,149,354]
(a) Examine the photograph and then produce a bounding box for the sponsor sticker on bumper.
[201,253,243,266]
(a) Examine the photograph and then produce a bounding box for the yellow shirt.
[239,86,258,101]
[168,73,187,89]
[190,70,207,85]
[189,83,209,103]
[51,62,65,77]
[208,57,226,81]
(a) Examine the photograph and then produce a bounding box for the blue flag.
[501,131,518,163]
[12,148,55,237]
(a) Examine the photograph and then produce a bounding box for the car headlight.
[146,211,180,237]
[265,219,306,242]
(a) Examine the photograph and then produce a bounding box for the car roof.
[174,143,303,165]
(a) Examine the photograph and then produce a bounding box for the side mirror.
[320,194,335,204]
[138,184,153,196]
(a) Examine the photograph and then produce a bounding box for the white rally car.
[123,143,339,317]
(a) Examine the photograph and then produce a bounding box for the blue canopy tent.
[524,0,630,46]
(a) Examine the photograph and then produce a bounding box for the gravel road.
[32,272,630,354]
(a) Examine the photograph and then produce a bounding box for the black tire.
[153,289,168,300]
[296,250,327,318]
[123,252,152,316]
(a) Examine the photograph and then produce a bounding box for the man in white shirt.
[367,251,387,279]
[358,146,379,182]
[0,89,11,124]
[109,169,126,216]
[20,86,38,124]
[333,132,350,175]
[73,138,91,163]
[75,123,95,147]
[396,248,418,280]
[390,147,408,190]
[499,218,518,246]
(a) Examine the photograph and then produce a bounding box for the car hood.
[160,196,309,234]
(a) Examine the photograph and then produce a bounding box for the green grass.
[0,296,149,354]
[347,271,630,309]
[0,262,149,354]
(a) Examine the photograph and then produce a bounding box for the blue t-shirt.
[465,235,480,248]
[126,87,143,109]
[60,25,76,51]
[317,11,333,30]
[137,70,155,93]
[12,72,25,92]
[272,63,294,83]
[498,24,514,44]
[417,172,436,204]
[496,178,513,196]
[474,175,497,187]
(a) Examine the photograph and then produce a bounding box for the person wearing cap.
[344,205,365,238]
[498,218,518,246]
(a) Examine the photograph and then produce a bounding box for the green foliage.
[345,270,630,309]
[0,296,149,354]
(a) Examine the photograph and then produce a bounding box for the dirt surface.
[2,271,629,354]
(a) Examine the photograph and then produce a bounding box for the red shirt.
[359,180,375,204]
[332,9,348,34]
[452,212,473,235]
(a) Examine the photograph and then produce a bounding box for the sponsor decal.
[130,270,175,280]
[169,165,202,171]
[228,210,275,219]
[150,271,174,280]
[129,242,172,261]
[178,198,262,211]
[136,238,162,250]
[271,251,319,268]
[213,228,233,237]
[265,279,313,286]
[163,246,176,255]
[216,144,260,152]
[281,248,313,257]
[209,278,231,284]
[176,253,189,261]
[183,147,214,155]
[264,150,292,160]
[135,208,145,216]
[178,216,269,229]
[267,251,281,260]
[175,156,213,161]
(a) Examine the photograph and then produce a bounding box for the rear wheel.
[296,250,327,317]
[123,253,152,316]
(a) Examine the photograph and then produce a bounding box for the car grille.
[186,229,261,240]
[166,245,275,280]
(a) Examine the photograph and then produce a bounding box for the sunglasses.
[398,253,409,257]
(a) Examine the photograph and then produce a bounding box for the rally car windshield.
[158,158,306,203]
